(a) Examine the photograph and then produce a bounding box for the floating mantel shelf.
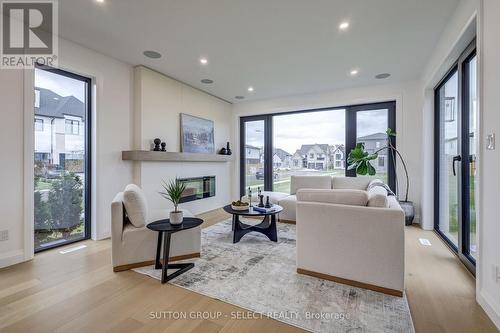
[122,150,233,162]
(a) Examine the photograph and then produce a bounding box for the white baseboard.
[478,290,500,330]
[0,249,25,269]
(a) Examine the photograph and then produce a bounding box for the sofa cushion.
[278,195,297,222]
[290,176,332,195]
[366,185,388,208]
[332,177,375,190]
[123,184,148,228]
[296,189,369,206]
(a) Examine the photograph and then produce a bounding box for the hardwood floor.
[0,209,498,333]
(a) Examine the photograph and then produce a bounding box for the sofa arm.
[296,201,405,292]
[111,192,125,243]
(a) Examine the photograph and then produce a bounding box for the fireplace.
[179,176,216,203]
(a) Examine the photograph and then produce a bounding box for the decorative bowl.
[231,204,249,211]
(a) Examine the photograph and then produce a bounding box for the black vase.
[399,201,415,225]
[226,142,232,155]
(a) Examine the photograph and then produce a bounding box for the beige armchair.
[111,187,201,272]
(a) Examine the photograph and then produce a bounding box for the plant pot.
[169,211,183,225]
[399,201,415,226]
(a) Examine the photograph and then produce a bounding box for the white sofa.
[252,176,405,296]
[111,185,201,272]
[292,177,405,296]
[253,176,389,222]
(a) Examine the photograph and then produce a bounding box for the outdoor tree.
[48,173,83,239]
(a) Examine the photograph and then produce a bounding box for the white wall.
[231,81,423,222]
[133,66,233,215]
[0,37,134,267]
[0,70,26,267]
[477,0,500,328]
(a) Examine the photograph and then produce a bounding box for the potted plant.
[159,178,186,225]
[347,128,414,225]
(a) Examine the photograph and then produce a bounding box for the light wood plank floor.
[0,209,498,333]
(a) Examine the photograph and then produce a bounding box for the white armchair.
[296,188,405,296]
[111,186,201,272]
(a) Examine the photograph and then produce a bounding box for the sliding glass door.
[240,102,396,196]
[34,65,91,252]
[434,41,476,272]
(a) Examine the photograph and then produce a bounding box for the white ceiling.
[58,0,459,103]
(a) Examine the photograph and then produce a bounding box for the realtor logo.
[1,0,58,68]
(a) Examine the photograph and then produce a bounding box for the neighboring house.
[34,87,85,173]
[273,148,292,168]
[244,144,262,174]
[291,144,332,170]
[329,144,345,169]
[357,133,388,173]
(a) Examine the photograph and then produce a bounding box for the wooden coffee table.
[223,204,283,243]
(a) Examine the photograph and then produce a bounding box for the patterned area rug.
[134,219,414,333]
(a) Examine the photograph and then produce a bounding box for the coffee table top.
[147,217,203,233]
[223,204,283,216]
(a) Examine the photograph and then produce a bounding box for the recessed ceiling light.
[200,58,208,65]
[95,0,104,3]
[350,69,359,76]
[235,96,245,100]
[339,21,350,30]
[248,87,254,92]
[201,79,213,84]
[375,73,391,79]
[143,50,161,59]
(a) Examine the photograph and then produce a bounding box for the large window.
[34,65,91,252]
[434,40,476,273]
[240,102,396,196]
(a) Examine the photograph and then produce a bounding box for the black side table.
[147,217,203,284]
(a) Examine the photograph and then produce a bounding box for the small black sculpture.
[265,196,271,208]
[153,138,161,151]
[219,147,227,155]
[226,142,232,155]
[160,142,166,152]
[258,194,265,207]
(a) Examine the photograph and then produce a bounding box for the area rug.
[133,220,414,333]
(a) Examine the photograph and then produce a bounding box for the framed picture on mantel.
[180,113,215,154]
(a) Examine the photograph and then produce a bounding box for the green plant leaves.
[159,178,186,210]
[347,142,378,176]
[386,128,397,137]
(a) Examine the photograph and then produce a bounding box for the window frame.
[240,101,396,196]
[34,118,44,131]
[34,64,92,253]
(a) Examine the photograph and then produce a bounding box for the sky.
[35,68,86,102]
[245,109,388,154]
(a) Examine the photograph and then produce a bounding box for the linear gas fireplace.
[179,176,216,203]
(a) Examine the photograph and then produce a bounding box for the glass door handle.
[452,155,462,176]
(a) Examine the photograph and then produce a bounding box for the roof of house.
[273,148,291,160]
[34,88,85,119]
[331,144,345,154]
[357,133,387,141]
[297,144,329,156]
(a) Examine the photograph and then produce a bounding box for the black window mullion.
[264,115,273,191]
[345,108,357,178]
